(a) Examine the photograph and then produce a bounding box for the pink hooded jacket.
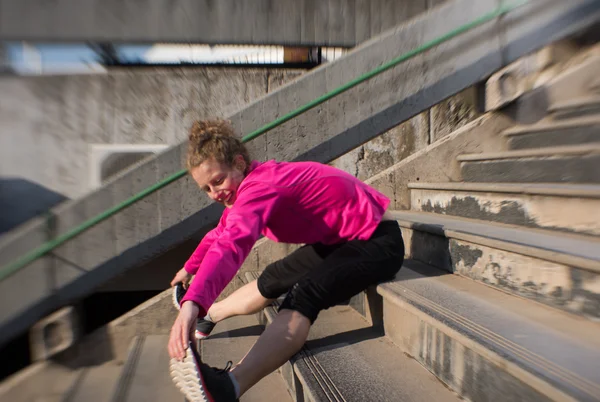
[181,160,390,316]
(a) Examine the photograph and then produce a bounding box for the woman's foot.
[173,283,217,339]
[170,341,238,402]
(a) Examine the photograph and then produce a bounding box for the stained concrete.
[0,0,436,46]
[461,153,600,183]
[379,261,600,402]
[0,67,304,200]
[508,122,600,150]
[1,0,598,348]
[411,187,600,236]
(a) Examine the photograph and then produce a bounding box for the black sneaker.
[170,341,238,402]
[173,282,188,309]
[195,319,216,340]
[173,282,217,340]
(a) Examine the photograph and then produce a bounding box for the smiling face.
[190,155,247,208]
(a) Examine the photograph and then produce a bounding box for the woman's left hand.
[168,301,200,360]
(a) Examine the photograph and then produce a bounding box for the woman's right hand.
[170,267,192,287]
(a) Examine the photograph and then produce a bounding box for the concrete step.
[458,144,600,183]
[2,0,597,348]
[502,116,600,150]
[0,361,82,402]
[550,95,600,120]
[112,336,183,402]
[388,210,600,320]
[63,361,123,402]
[409,182,600,236]
[244,272,461,402]
[200,313,293,402]
[378,259,600,402]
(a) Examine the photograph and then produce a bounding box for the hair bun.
[189,119,234,144]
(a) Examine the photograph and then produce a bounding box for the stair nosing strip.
[457,144,600,161]
[502,116,600,136]
[392,212,600,274]
[377,283,579,402]
[249,272,346,402]
[60,368,88,402]
[407,182,600,198]
[549,97,600,112]
[390,282,600,398]
[445,228,600,274]
[111,335,145,402]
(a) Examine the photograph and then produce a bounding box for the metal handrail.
[0,0,526,281]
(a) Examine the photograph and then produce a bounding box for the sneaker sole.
[195,330,210,340]
[170,350,213,402]
[172,285,183,310]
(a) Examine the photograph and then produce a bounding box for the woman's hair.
[186,119,250,171]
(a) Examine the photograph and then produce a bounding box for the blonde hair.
[186,119,250,171]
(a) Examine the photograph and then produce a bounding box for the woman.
[168,119,404,402]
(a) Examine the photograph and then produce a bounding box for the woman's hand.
[168,301,200,360]
[170,267,192,287]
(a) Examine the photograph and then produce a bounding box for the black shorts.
[256,220,404,323]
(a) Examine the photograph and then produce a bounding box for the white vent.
[89,144,169,189]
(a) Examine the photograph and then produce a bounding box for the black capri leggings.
[256,220,404,323]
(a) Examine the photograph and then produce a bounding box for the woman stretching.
[168,119,404,402]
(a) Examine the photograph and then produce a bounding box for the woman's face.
[191,155,246,208]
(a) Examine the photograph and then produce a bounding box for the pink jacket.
[181,160,390,315]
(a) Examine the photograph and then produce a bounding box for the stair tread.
[117,335,183,402]
[288,306,460,402]
[378,259,600,401]
[407,182,600,197]
[65,362,123,402]
[502,115,600,136]
[390,210,600,264]
[201,314,293,402]
[457,143,600,161]
[550,95,600,112]
[244,272,460,402]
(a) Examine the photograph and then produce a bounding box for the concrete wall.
[0,0,442,46]
[0,67,304,201]
[331,87,480,181]
[1,0,597,347]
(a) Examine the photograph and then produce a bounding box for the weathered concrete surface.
[381,293,552,402]
[259,300,462,402]
[0,0,435,46]
[29,306,80,361]
[0,289,175,402]
[410,185,600,236]
[505,117,600,150]
[202,315,293,402]
[461,152,600,183]
[1,0,598,347]
[450,238,600,320]
[119,335,182,402]
[379,262,600,402]
[365,113,512,210]
[545,46,600,107]
[0,361,83,402]
[551,95,600,120]
[0,67,304,200]
[392,210,600,320]
[331,88,480,179]
[484,40,580,111]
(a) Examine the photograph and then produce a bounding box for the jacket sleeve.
[183,208,230,275]
[181,183,278,316]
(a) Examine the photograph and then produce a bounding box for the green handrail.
[0,0,526,282]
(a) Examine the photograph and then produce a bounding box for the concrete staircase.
[222,45,600,402]
[3,53,600,402]
[1,0,597,349]
[2,2,600,402]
